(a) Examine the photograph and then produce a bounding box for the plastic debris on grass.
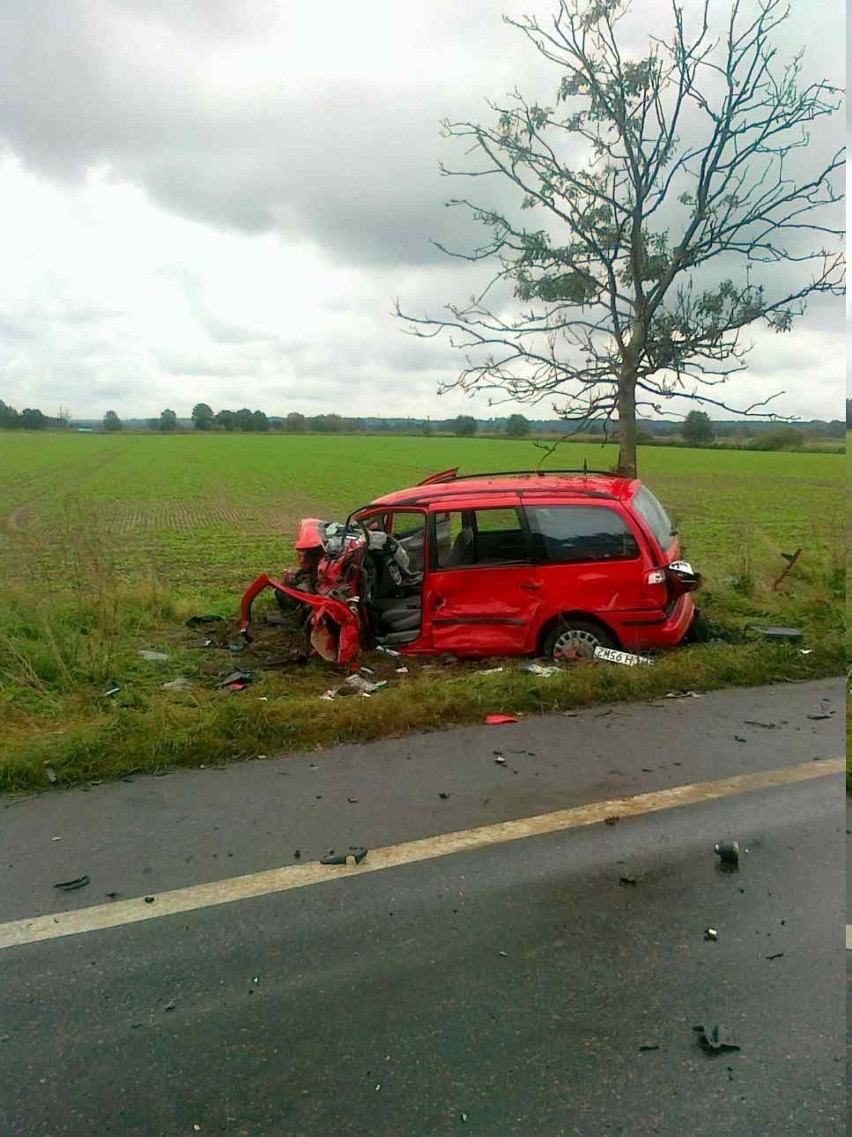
[138,650,168,662]
[344,674,388,695]
[523,662,560,677]
[162,677,190,691]
[185,615,224,628]
[485,714,518,725]
[747,624,803,642]
[216,670,254,692]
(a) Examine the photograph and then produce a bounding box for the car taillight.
[646,569,666,586]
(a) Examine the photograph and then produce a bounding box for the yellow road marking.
[0,757,842,951]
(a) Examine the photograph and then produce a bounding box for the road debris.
[54,875,90,892]
[475,667,505,676]
[664,690,702,699]
[144,895,155,903]
[493,752,507,765]
[320,847,368,866]
[593,646,654,667]
[604,816,619,827]
[734,735,747,743]
[806,712,834,721]
[439,792,451,799]
[102,681,120,697]
[694,1024,740,1053]
[743,720,778,729]
[714,841,740,871]
[766,952,785,961]
[704,928,718,941]
[638,1044,660,1052]
[44,764,58,784]
[485,714,519,725]
[618,876,638,887]
[376,645,401,657]
[138,650,168,662]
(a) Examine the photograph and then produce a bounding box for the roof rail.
[442,466,623,482]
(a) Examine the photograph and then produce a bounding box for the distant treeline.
[0,398,845,451]
[0,401,69,431]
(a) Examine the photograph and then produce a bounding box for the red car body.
[240,468,701,664]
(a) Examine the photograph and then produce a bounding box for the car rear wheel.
[543,619,617,663]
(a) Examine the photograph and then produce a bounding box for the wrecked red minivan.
[239,468,701,664]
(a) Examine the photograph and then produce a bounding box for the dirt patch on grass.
[0,502,28,533]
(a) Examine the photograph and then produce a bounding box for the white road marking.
[0,756,842,951]
[846,926,852,951]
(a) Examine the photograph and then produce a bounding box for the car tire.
[543,618,617,663]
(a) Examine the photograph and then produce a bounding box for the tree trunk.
[616,368,638,478]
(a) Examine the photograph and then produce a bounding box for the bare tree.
[396,0,844,476]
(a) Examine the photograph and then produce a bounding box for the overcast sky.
[0,0,844,422]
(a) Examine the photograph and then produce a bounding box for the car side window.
[525,506,639,563]
[435,507,530,568]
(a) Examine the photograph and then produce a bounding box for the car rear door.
[522,500,648,619]
[424,501,543,655]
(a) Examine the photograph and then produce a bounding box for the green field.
[0,432,844,792]
[0,432,844,593]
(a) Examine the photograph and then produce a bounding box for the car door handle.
[520,581,541,591]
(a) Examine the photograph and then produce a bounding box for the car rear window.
[631,486,674,551]
[525,505,639,563]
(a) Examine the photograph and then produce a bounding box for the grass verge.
[0,518,845,794]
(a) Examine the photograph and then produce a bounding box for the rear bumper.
[610,593,695,650]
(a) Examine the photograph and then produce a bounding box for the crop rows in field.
[0,432,844,599]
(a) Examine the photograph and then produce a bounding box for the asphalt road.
[0,678,844,1137]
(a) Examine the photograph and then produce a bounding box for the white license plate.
[593,646,655,667]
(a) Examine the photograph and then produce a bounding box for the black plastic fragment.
[694,1024,740,1053]
[54,875,90,892]
[185,615,224,628]
[714,840,739,871]
[320,847,368,866]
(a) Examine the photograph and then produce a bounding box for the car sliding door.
[426,504,543,655]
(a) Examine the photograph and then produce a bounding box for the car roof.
[368,470,640,510]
